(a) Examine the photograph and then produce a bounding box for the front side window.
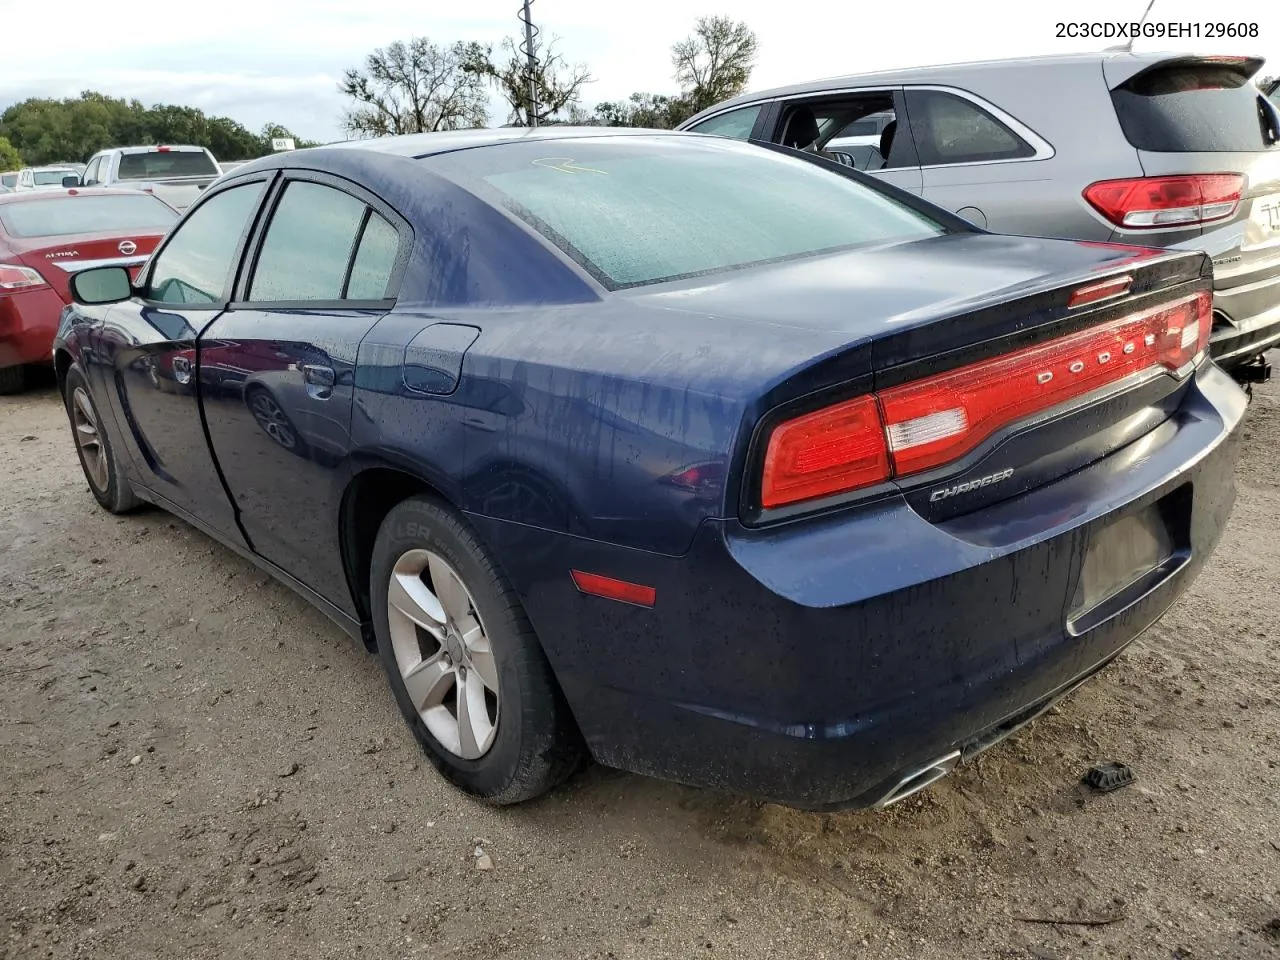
[82,158,101,186]
[689,104,763,141]
[148,182,265,305]
[904,89,1036,165]
[429,136,947,290]
[249,181,368,301]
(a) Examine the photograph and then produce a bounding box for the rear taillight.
[0,264,48,291]
[1083,174,1243,229]
[758,291,1212,510]
[761,395,890,508]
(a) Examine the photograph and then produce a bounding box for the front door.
[199,174,407,609]
[93,176,272,539]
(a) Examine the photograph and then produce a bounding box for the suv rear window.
[428,136,947,289]
[0,194,179,238]
[116,151,219,180]
[1112,63,1280,153]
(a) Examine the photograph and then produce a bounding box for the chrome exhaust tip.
[874,750,961,809]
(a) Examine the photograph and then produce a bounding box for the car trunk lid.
[8,231,162,303]
[635,233,1212,524]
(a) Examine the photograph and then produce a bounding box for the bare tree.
[671,16,758,114]
[470,35,592,126]
[340,38,490,138]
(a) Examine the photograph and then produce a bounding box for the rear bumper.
[0,288,65,368]
[1209,297,1280,367]
[471,362,1247,809]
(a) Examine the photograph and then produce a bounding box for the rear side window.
[904,89,1037,165]
[116,151,220,180]
[345,213,400,299]
[0,194,178,238]
[249,181,367,301]
[1112,64,1280,152]
[689,104,762,140]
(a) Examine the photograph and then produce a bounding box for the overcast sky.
[4,0,1279,143]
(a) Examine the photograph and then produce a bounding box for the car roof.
[681,50,1266,122]
[23,165,79,172]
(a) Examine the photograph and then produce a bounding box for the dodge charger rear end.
[52,131,1245,809]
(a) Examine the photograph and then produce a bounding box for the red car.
[0,188,179,392]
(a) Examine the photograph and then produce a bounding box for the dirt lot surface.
[2,367,1278,960]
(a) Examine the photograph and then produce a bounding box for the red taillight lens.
[880,291,1210,476]
[0,264,48,291]
[757,291,1212,509]
[1083,174,1243,229]
[760,395,890,508]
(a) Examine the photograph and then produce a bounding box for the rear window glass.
[116,151,219,180]
[0,174,16,188]
[427,137,946,289]
[0,194,179,238]
[33,170,75,185]
[1112,64,1280,152]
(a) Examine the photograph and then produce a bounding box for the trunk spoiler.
[1102,53,1266,90]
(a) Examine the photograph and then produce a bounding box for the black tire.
[370,496,585,803]
[63,365,142,514]
[0,364,24,395]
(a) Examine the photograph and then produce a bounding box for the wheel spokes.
[428,553,471,624]
[456,669,495,758]
[387,546,500,760]
[402,654,453,710]
[388,567,447,638]
[460,616,498,692]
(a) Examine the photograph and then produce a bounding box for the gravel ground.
[2,365,1278,960]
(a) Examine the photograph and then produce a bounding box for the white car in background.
[13,166,80,192]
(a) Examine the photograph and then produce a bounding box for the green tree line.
[0,91,318,167]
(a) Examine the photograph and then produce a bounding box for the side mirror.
[62,175,81,188]
[70,266,133,305]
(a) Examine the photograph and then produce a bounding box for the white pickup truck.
[79,145,222,212]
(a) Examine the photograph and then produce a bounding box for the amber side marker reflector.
[570,570,656,608]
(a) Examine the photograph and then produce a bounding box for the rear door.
[93,176,272,538]
[1103,56,1280,347]
[199,172,409,608]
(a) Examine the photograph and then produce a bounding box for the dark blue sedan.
[53,128,1246,810]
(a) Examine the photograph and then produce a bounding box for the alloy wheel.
[71,387,109,492]
[386,549,500,759]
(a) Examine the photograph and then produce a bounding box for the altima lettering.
[929,468,1015,502]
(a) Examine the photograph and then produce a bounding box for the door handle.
[302,364,336,399]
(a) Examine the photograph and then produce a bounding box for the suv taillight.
[0,264,48,291]
[1083,174,1243,229]
[758,291,1212,510]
